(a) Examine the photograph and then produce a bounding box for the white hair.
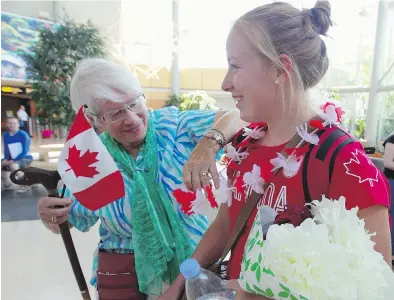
[70,58,142,112]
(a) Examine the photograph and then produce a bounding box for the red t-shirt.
[226,127,391,280]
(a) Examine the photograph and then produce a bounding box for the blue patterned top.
[64,107,217,286]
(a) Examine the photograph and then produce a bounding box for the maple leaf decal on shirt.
[65,145,99,178]
[343,149,379,187]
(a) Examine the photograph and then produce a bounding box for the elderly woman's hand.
[38,197,73,233]
[183,138,221,191]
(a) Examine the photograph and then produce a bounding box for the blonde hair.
[234,1,333,109]
[70,58,142,112]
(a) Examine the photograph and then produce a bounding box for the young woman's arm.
[358,205,392,265]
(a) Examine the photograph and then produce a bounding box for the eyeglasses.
[85,93,145,124]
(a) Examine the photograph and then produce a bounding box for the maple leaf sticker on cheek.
[65,145,100,178]
[343,149,379,187]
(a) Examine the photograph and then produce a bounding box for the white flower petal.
[225,144,249,162]
[270,153,287,171]
[243,164,265,194]
[296,123,320,145]
[212,177,234,206]
[241,195,394,300]
[243,127,266,139]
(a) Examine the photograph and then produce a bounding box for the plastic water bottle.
[180,258,235,300]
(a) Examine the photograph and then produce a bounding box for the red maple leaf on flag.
[65,145,100,178]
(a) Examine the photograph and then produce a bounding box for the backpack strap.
[302,127,355,203]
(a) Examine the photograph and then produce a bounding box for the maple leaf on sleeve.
[65,145,99,178]
[343,149,379,187]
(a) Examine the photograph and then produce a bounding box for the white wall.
[2,1,54,19]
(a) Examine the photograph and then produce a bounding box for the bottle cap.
[180,258,201,279]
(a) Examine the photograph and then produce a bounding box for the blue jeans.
[389,179,394,256]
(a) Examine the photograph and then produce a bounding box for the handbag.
[97,250,146,300]
[179,128,307,300]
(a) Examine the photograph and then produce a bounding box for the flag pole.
[55,185,92,300]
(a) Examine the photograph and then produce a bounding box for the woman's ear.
[276,54,293,82]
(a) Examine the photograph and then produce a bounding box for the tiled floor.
[1,188,100,300]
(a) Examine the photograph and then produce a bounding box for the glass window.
[332,92,369,140]
[120,0,172,68]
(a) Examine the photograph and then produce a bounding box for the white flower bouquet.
[238,196,394,300]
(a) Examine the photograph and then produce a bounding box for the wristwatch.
[203,129,225,147]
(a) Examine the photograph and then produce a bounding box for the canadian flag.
[57,107,125,211]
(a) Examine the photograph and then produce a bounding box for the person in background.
[17,105,30,134]
[1,116,33,193]
[383,131,394,261]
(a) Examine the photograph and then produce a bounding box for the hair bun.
[309,1,333,35]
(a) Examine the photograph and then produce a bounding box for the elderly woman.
[37,58,244,300]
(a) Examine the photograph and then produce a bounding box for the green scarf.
[100,118,193,296]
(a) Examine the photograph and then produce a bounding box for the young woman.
[160,1,392,300]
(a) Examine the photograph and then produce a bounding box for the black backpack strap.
[328,136,355,182]
[302,128,355,203]
[302,130,325,204]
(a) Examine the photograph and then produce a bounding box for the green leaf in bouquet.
[257,240,264,247]
[263,267,275,277]
[245,282,254,293]
[265,288,274,297]
[251,262,259,272]
[279,283,290,293]
[256,266,261,282]
[290,294,298,300]
[299,295,309,300]
[255,229,260,238]
[245,259,251,271]
[252,285,267,295]
[278,291,290,298]
[258,253,262,264]
[248,238,256,252]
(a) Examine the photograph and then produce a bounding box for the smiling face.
[7,117,19,133]
[92,92,149,147]
[221,28,282,124]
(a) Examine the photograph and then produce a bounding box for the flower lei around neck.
[173,101,346,216]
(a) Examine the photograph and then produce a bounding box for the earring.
[275,79,279,84]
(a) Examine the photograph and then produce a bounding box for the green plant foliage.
[164,90,218,111]
[23,15,107,126]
